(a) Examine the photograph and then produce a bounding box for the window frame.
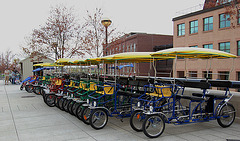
[203,16,213,31]
[189,45,198,48]
[219,42,230,53]
[189,20,198,34]
[188,71,197,78]
[177,23,185,36]
[238,9,240,25]
[237,41,240,56]
[203,44,213,49]
[219,13,230,28]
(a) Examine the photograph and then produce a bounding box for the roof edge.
[172,4,225,21]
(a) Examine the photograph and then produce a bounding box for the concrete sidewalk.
[0,80,240,141]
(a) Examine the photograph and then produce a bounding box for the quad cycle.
[130,79,236,138]
[79,77,150,129]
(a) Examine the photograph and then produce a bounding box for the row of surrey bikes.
[20,72,237,138]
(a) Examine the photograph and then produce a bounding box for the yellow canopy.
[56,58,73,65]
[70,59,86,65]
[55,58,77,65]
[150,47,237,59]
[33,63,64,67]
[100,52,172,63]
[85,58,102,65]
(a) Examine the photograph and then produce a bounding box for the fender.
[40,85,48,89]
[132,106,145,111]
[82,103,90,107]
[44,92,56,95]
[217,102,235,116]
[55,93,63,96]
[75,100,87,104]
[143,111,168,122]
[89,106,111,115]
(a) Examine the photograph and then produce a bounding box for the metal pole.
[105,26,108,74]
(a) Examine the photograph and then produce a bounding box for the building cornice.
[172,4,226,21]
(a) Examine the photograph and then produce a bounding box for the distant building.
[172,0,240,82]
[105,32,173,76]
[20,53,54,80]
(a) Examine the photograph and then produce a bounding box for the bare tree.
[22,6,123,61]
[0,49,20,73]
[22,5,86,60]
[83,8,122,58]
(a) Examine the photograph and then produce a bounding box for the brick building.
[105,32,173,76]
[172,0,240,82]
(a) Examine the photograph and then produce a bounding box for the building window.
[177,23,185,36]
[219,42,230,53]
[133,43,136,52]
[202,71,212,79]
[216,0,233,5]
[218,71,229,80]
[130,44,132,52]
[189,71,197,78]
[203,16,213,31]
[122,45,124,53]
[218,71,229,90]
[237,72,240,91]
[177,71,185,78]
[190,20,198,34]
[203,44,213,49]
[190,45,198,48]
[238,41,240,56]
[238,10,240,24]
[219,13,230,28]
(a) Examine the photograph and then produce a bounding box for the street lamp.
[101,17,112,74]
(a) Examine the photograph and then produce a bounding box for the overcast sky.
[0,0,204,55]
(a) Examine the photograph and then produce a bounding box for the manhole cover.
[21,96,36,98]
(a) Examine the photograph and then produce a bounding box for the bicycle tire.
[217,103,235,128]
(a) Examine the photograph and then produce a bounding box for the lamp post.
[101,18,112,74]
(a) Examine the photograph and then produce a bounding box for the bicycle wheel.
[90,109,108,130]
[65,99,72,113]
[130,110,145,132]
[34,87,41,95]
[142,114,165,138]
[45,94,56,107]
[72,102,82,120]
[42,89,46,100]
[63,99,70,112]
[54,96,61,108]
[33,87,37,94]
[76,104,83,120]
[27,85,33,93]
[217,103,235,128]
[81,107,91,125]
[25,85,33,93]
[40,88,45,95]
[68,100,76,115]
[20,84,24,90]
[58,97,65,111]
